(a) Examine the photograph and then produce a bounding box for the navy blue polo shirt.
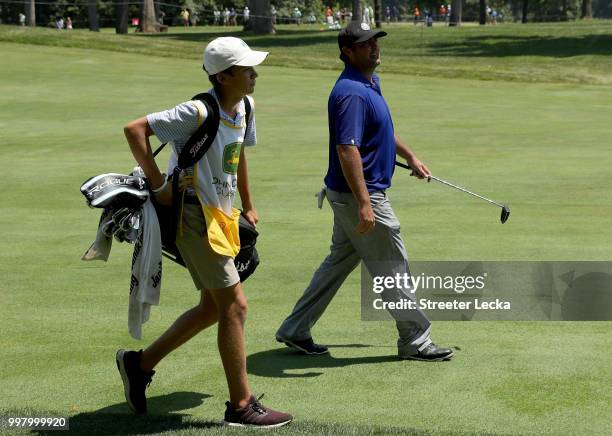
[324,64,396,193]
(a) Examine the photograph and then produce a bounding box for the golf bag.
[152,92,259,281]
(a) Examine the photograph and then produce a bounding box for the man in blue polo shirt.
[276,22,453,361]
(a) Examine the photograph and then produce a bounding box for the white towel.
[128,198,163,339]
[81,208,114,261]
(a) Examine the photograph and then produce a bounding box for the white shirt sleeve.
[147,100,206,174]
[146,101,205,144]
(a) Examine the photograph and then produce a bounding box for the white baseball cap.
[203,37,268,75]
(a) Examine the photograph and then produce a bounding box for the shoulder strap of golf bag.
[151,94,252,165]
[243,96,252,139]
[177,92,220,170]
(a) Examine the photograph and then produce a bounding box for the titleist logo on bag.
[190,134,209,157]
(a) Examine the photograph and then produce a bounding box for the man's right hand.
[153,182,173,206]
[336,145,376,234]
[356,204,375,234]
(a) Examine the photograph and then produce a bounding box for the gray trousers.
[276,187,432,356]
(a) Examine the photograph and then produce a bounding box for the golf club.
[395,161,510,224]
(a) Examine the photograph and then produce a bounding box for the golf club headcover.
[80,173,149,209]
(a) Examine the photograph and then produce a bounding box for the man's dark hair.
[339,45,352,64]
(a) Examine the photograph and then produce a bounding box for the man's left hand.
[243,208,259,228]
[406,157,432,181]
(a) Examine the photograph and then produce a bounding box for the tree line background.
[1,0,610,32]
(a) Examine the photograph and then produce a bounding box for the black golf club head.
[500,205,510,224]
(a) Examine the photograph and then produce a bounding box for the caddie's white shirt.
[146,89,256,216]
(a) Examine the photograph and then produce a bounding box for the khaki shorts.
[176,204,240,290]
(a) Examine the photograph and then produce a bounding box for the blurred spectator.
[385,6,391,24]
[213,8,220,25]
[229,8,237,26]
[328,20,341,30]
[325,6,333,26]
[18,12,25,26]
[292,7,302,25]
[158,10,165,24]
[66,16,73,29]
[223,8,229,26]
[243,6,249,25]
[413,7,420,24]
[271,5,277,26]
[180,8,189,27]
[55,16,64,29]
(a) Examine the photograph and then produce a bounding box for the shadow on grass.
[428,34,612,57]
[247,344,399,378]
[35,392,217,435]
[138,29,612,57]
[135,29,339,47]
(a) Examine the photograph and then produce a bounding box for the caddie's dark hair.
[204,65,235,94]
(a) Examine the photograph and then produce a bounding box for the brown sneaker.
[223,394,293,428]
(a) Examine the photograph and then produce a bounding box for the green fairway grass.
[0,24,611,436]
[2,20,612,84]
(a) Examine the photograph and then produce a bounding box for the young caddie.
[117,37,293,428]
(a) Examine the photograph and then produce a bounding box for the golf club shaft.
[394,161,505,208]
